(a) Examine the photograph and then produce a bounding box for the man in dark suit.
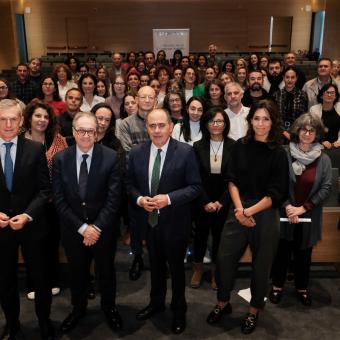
[127,108,201,334]
[52,111,122,333]
[0,99,53,339]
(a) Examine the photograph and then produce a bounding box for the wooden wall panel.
[0,0,19,71]
[2,0,337,69]
[323,0,340,59]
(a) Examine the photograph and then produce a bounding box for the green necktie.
[148,149,162,227]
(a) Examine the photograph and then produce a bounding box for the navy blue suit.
[52,143,121,312]
[127,138,201,315]
[0,136,51,331]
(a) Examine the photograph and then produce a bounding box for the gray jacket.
[280,149,332,248]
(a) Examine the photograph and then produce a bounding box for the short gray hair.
[225,81,244,94]
[0,99,22,116]
[290,112,325,143]
[72,111,98,130]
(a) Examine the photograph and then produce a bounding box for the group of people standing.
[0,47,337,339]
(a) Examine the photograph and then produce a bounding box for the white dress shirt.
[225,105,250,141]
[0,136,18,171]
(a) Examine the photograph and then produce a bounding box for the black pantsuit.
[193,208,227,263]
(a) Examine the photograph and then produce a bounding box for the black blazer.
[0,136,50,239]
[126,138,202,241]
[52,143,121,236]
[193,137,235,207]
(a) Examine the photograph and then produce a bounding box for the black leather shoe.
[129,256,144,281]
[104,308,123,332]
[172,316,186,334]
[40,320,55,340]
[241,312,258,334]
[269,288,283,304]
[206,303,232,324]
[60,311,86,333]
[296,290,312,306]
[87,284,96,300]
[136,304,165,321]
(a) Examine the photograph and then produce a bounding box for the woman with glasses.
[106,75,127,119]
[34,75,67,116]
[206,99,288,335]
[269,113,332,306]
[310,83,340,149]
[163,90,186,124]
[191,107,234,290]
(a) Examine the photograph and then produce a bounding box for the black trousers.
[0,229,51,332]
[216,207,280,309]
[271,235,313,290]
[146,225,187,317]
[193,208,227,263]
[62,228,117,312]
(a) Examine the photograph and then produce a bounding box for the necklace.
[210,140,223,162]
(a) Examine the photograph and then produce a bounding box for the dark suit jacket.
[126,138,202,241]
[52,143,121,237]
[193,137,235,207]
[0,136,50,240]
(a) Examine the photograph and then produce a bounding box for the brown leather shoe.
[190,262,203,288]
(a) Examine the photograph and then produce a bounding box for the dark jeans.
[216,206,280,309]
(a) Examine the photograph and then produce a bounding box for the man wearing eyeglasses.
[118,85,156,282]
[0,99,53,339]
[52,111,122,334]
[127,108,201,334]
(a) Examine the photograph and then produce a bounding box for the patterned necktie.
[148,149,162,227]
[79,154,89,200]
[4,142,14,192]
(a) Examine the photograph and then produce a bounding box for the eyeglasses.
[208,120,225,127]
[169,98,181,103]
[324,91,336,96]
[301,127,316,135]
[73,128,96,136]
[0,86,8,90]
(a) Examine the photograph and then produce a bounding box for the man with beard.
[263,59,284,96]
[242,70,269,108]
[224,82,250,140]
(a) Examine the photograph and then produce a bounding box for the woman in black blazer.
[191,107,235,289]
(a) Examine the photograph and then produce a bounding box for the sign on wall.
[153,29,190,60]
